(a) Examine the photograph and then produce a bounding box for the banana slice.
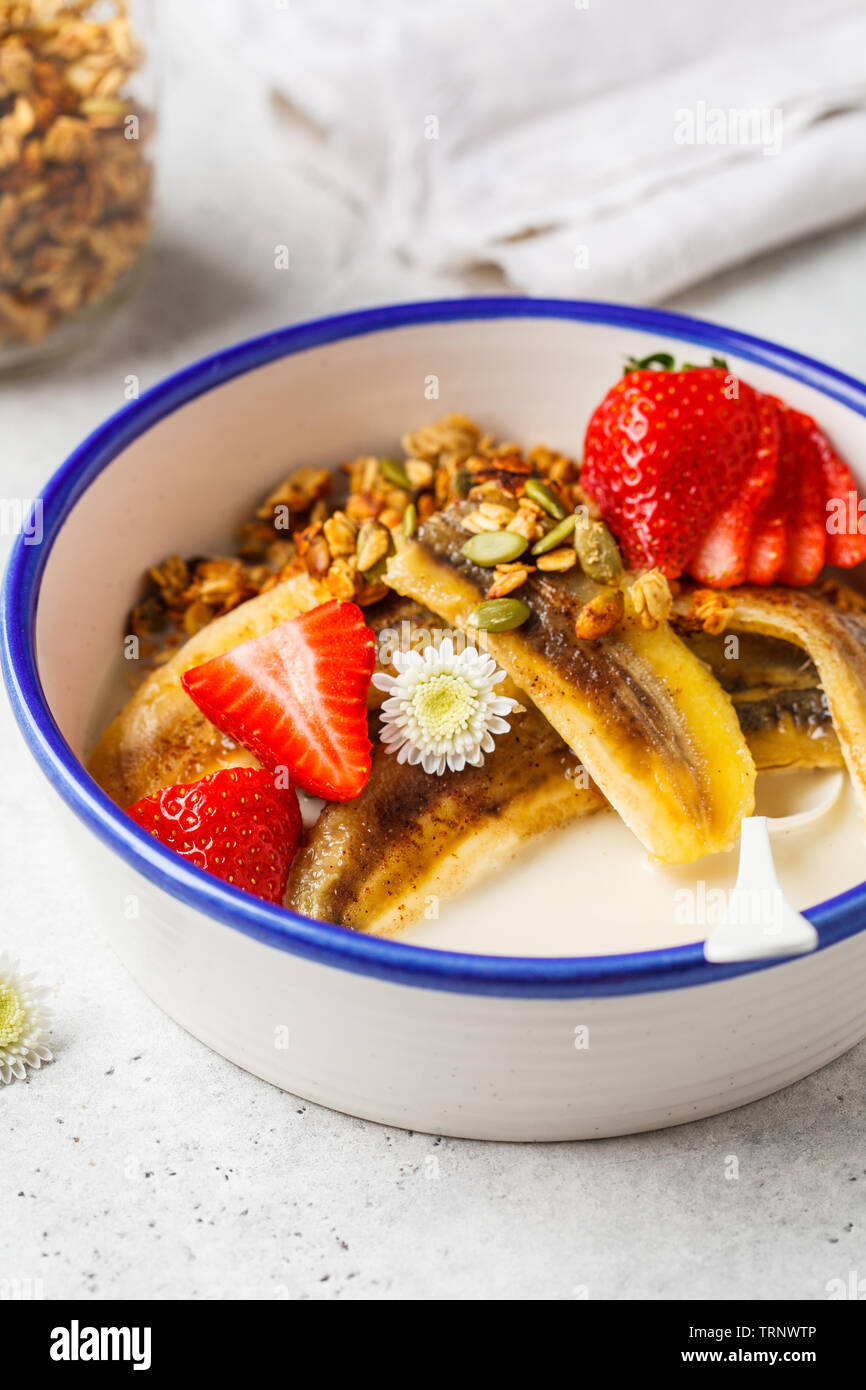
[89,571,329,807]
[684,629,820,692]
[386,505,756,865]
[678,587,866,820]
[287,684,841,937]
[287,701,604,935]
[682,625,840,771]
[290,599,840,934]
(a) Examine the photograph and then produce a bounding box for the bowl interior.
[26,306,866,959]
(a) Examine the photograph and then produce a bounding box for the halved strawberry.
[128,767,302,904]
[814,429,866,568]
[745,421,787,583]
[181,600,375,801]
[689,393,780,588]
[745,507,787,585]
[746,398,799,584]
[585,355,866,588]
[776,407,827,587]
[748,407,866,583]
[582,366,765,577]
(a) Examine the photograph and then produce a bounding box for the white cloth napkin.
[248,0,866,302]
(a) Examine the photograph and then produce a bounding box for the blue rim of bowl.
[4,296,866,1000]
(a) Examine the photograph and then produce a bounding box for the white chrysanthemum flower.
[0,953,53,1086]
[372,638,520,775]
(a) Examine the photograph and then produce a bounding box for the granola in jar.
[0,0,154,362]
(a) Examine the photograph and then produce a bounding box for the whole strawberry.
[582,361,765,577]
[128,767,302,904]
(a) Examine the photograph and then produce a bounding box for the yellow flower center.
[0,985,24,1047]
[411,673,478,739]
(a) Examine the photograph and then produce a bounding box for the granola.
[630,568,673,630]
[575,588,625,641]
[0,0,153,350]
[131,414,587,667]
[486,562,533,600]
[684,587,733,636]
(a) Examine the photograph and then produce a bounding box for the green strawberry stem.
[622,351,728,376]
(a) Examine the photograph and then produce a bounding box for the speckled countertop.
[2,6,866,1302]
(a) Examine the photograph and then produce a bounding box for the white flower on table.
[0,953,53,1086]
[372,638,520,775]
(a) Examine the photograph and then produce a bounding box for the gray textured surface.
[2,6,866,1302]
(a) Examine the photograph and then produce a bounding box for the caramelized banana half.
[286,701,603,935]
[678,586,866,820]
[386,505,756,865]
[288,599,841,934]
[684,628,840,771]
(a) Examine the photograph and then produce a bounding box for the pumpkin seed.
[468,597,531,631]
[454,466,472,498]
[363,554,390,583]
[380,457,412,490]
[524,478,566,519]
[462,531,528,567]
[574,514,623,583]
[402,501,417,538]
[531,513,576,556]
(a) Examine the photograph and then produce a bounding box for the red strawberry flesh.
[816,430,866,568]
[775,406,827,587]
[128,766,302,904]
[746,399,799,584]
[689,392,780,588]
[181,599,375,802]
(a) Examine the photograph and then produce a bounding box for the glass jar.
[0,0,156,369]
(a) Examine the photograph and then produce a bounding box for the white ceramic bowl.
[5,299,866,1141]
